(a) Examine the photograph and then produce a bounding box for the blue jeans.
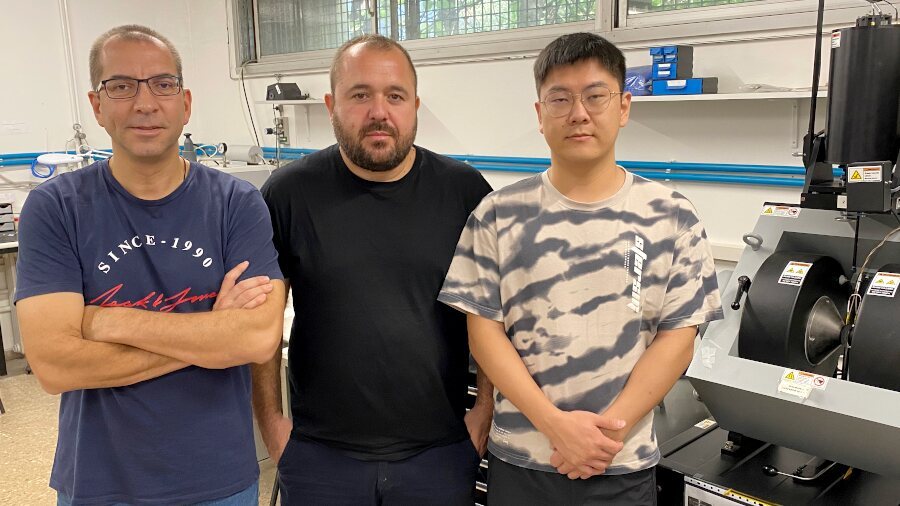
[57,480,259,506]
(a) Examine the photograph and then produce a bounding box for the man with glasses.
[15,24,284,504]
[439,33,722,505]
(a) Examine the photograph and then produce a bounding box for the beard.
[333,116,417,172]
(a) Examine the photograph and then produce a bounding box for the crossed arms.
[18,262,285,395]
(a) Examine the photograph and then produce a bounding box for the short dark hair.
[330,35,417,93]
[90,25,182,90]
[533,32,626,96]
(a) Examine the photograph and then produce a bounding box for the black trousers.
[278,438,480,506]
[486,453,657,506]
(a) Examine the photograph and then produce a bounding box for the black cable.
[851,213,861,274]
[805,0,826,157]
[241,63,261,147]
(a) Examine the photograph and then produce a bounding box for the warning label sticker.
[867,272,900,298]
[694,419,716,430]
[778,261,812,286]
[778,369,828,399]
[848,166,882,183]
[761,205,801,218]
[831,31,841,48]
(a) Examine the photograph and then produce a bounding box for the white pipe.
[58,0,82,129]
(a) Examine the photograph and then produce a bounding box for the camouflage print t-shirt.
[438,169,723,474]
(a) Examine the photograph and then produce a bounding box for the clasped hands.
[545,410,627,480]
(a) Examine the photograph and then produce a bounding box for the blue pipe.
[0,152,46,160]
[0,148,826,187]
[631,170,803,187]
[452,154,808,175]
[0,160,35,167]
[473,164,802,187]
[262,148,813,176]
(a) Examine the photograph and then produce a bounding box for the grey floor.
[0,358,279,505]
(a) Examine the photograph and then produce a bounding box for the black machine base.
[654,380,900,505]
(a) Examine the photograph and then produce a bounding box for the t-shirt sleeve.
[260,178,292,281]
[657,212,724,331]
[438,203,503,322]
[225,187,284,282]
[15,189,83,302]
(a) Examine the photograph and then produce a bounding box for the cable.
[853,224,900,297]
[851,213,861,275]
[241,63,261,147]
[804,0,826,163]
[30,159,56,179]
[196,144,220,157]
[883,0,899,20]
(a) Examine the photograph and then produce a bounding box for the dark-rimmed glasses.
[97,75,183,100]
[540,85,623,118]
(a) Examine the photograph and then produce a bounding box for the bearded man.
[252,34,495,505]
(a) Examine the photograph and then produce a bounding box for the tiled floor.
[0,360,279,505]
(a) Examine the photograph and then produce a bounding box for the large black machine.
[684,0,900,492]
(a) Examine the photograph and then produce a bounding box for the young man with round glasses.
[439,32,723,505]
[15,24,284,504]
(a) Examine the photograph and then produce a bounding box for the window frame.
[225,0,870,79]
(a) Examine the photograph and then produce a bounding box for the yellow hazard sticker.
[778,261,812,286]
[848,165,883,183]
[867,272,900,298]
[761,204,800,218]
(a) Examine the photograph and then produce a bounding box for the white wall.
[0,0,852,351]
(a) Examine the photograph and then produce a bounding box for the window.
[627,0,760,15]
[256,0,374,55]
[377,0,597,41]
[246,0,596,57]
[228,0,867,75]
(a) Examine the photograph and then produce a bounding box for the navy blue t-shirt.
[15,160,282,504]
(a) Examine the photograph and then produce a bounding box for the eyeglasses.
[98,75,183,99]
[540,85,623,118]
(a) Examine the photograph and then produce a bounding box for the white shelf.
[255,99,325,105]
[632,91,827,102]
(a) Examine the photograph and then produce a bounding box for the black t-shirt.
[262,144,492,460]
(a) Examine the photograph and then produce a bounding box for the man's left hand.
[464,402,493,456]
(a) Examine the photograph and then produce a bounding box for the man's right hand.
[261,415,293,466]
[214,261,274,310]
[543,410,625,477]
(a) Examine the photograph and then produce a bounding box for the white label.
[694,418,716,429]
[778,381,812,399]
[778,368,829,400]
[778,261,812,286]
[761,205,800,218]
[669,80,687,87]
[848,166,882,183]
[831,31,841,48]
[837,195,848,209]
[867,272,900,297]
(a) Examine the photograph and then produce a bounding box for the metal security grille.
[378,0,596,41]
[255,0,595,56]
[256,0,375,56]
[627,0,759,15]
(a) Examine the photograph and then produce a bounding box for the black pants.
[278,438,480,506]
[486,453,657,506]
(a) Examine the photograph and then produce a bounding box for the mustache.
[360,122,398,138]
